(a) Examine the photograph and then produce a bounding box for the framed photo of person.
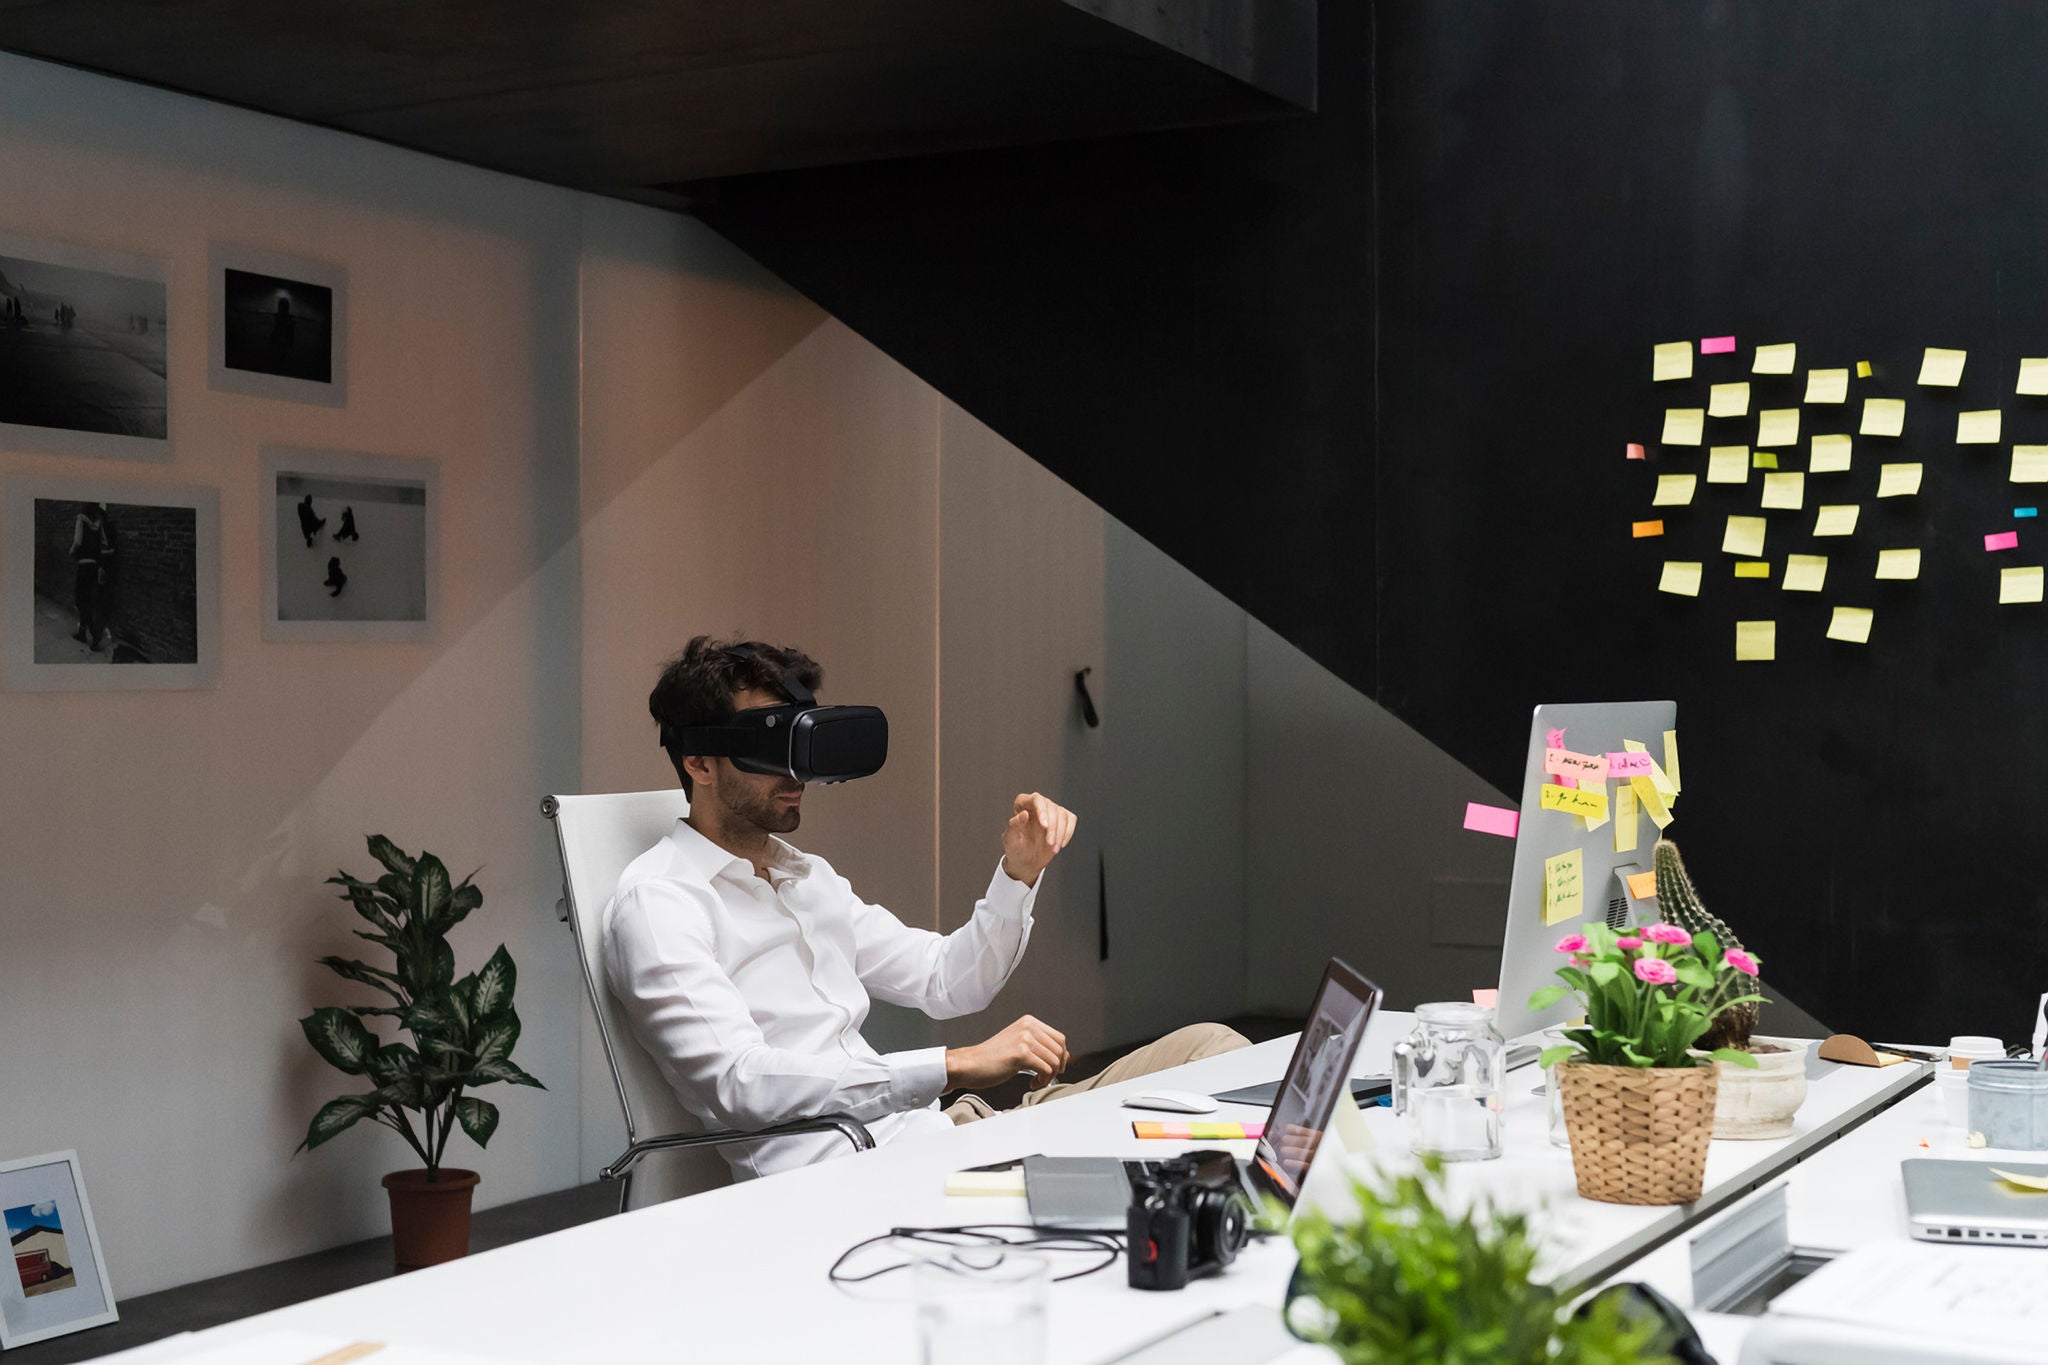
[260,447,437,642]
[2,475,221,691]
[208,244,347,407]
[0,1151,118,1349]
[0,230,170,460]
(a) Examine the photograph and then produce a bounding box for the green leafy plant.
[1532,921,1766,1072]
[1289,1160,1673,1364]
[297,835,544,1177]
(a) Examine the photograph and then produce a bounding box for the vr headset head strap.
[725,643,816,708]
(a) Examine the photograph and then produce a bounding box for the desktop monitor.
[1494,700,1677,1041]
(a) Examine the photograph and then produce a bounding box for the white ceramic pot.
[1705,1037,1810,1139]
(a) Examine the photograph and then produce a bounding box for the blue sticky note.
[2020,508,2040,519]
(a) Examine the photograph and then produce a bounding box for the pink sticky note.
[1472,988,1500,1008]
[1547,728,1566,750]
[1463,802,1520,838]
[1701,336,1737,354]
[1987,531,2021,552]
[1606,752,1655,776]
[1626,442,1647,460]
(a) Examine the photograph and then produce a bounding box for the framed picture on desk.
[0,1150,118,1348]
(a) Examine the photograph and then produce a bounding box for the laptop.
[1025,958,1383,1230]
[1903,1159,2048,1246]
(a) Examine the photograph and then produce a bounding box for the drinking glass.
[1391,1001,1506,1161]
[913,1248,1049,1365]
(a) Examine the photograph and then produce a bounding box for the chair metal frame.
[541,795,874,1212]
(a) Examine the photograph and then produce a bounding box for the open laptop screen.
[1252,958,1382,1205]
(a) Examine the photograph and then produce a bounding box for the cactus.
[1651,838,1760,1052]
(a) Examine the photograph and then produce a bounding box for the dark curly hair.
[649,635,824,796]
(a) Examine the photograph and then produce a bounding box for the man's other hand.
[1001,792,1076,887]
[945,1014,1070,1091]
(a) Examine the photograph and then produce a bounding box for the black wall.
[692,2,2048,1044]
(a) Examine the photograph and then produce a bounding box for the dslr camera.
[1126,1151,1254,1291]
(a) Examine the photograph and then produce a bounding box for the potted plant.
[1286,1160,1676,1363]
[1532,920,1763,1206]
[296,835,544,1270]
[1652,839,1806,1139]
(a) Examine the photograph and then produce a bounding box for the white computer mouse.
[1121,1089,1220,1115]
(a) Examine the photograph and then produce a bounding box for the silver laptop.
[1024,958,1382,1230]
[1903,1159,2048,1245]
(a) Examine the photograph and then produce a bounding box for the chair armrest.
[600,1113,875,1181]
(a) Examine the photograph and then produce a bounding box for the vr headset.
[664,646,888,785]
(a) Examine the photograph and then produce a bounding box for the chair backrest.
[546,789,731,1207]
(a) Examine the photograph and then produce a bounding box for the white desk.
[102,1018,1924,1364]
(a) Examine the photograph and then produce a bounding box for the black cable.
[828,1222,1124,1295]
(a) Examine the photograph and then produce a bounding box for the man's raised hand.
[1001,791,1076,887]
[945,1014,1071,1091]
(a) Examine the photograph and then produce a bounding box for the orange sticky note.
[1626,442,1647,460]
[1625,870,1658,899]
[1633,520,1665,538]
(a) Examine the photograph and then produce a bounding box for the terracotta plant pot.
[1701,1038,1810,1140]
[382,1168,479,1271]
[1557,1062,1717,1206]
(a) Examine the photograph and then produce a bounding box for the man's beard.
[718,773,802,835]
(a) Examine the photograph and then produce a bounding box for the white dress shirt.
[602,817,1038,1179]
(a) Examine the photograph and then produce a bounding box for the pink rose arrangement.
[1534,921,1768,1071]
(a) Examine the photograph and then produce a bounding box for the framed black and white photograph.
[209,244,347,406]
[0,1151,117,1349]
[0,232,169,460]
[261,447,436,642]
[2,475,220,690]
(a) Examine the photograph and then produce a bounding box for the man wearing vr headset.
[603,636,1247,1180]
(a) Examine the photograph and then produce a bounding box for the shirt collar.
[667,818,808,887]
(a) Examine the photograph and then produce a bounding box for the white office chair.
[543,790,874,1212]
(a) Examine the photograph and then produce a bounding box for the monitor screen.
[1253,959,1381,1204]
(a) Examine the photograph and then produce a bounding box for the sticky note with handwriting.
[1662,408,1705,445]
[1543,847,1586,925]
[1753,451,1779,469]
[1653,341,1694,382]
[1621,740,1677,799]
[1736,619,1777,661]
[1814,504,1861,537]
[1723,515,1767,557]
[1653,473,1698,506]
[2002,566,2045,604]
[1540,783,1609,820]
[2011,447,2048,483]
[1701,335,1737,355]
[1782,553,1828,593]
[1463,802,1520,838]
[1827,606,1874,644]
[1757,408,1800,447]
[1761,471,1805,510]
[1919,347,1967,386]
[2021,358,2048,396]
[1658,561,1703,597]
[1626,442,1647,460]
[1875,548,1922,580]
[1633,520,1665,538]
[1613,782,1639,853]
[1877,462,1923,498]
[1663,729,1681,792]
[1810,434,1853,473]
[1753,342,1797,374]
[1709,382,1751,417]
[1734,560,1771,578]
[1958,409,2003,444]
[1804,368,1848,403]
[1860,398,1905,437]
[1986,530,2021,552]
[1605,751,1654,777]
[1546,748,1610,781]
[1708,445,1750,483]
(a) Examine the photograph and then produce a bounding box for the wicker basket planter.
[1556,1061,1718,1205]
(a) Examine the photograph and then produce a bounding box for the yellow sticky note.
[1658,561,1703,597]
[1758,408,1800,447]
[1814,504,1861,537]
[1753,342,1797,375]
[2012,447,2048,483]
[1543,847,1585,926]
[1861,397,1906,437]
[1540,783,1608,821]
[1653,473,1698,506]
[1810,433,1853,474]
[1736,619,1776,661]
[1857,360,1873,378]
[2001,566,2045,605]
[1709,382,1751,417]
[1993,1168,2048,1193]
[1622,739,1677,799]
[1958,410,2002,444]
[1654,341,1694,382]
[1877,462,1923,498]
[1804,368,1848,403]
[1723,514,1767,557]
[1662,408,1705,445]
[1761,471,1805,510]
[1733,560,1771,579]
[1919,347,1967,386]
[1579,779,1609,833]
[1663,729,1681,793]
[2020,358,2048,396]
[1875,548,1922,580]
[1631,775,1674,829]
[1782,553,1828,592]
[1753,450,1779,469]
[1708,445,1751,483]
[1612,781,1639,853]
[1827,606,1874,644]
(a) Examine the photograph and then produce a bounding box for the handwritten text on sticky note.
[1540,784,1609,820]
[1546,748,1610,781]
[1544,847,1585,925]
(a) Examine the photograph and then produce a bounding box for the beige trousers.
[943,1022,1251,1124]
